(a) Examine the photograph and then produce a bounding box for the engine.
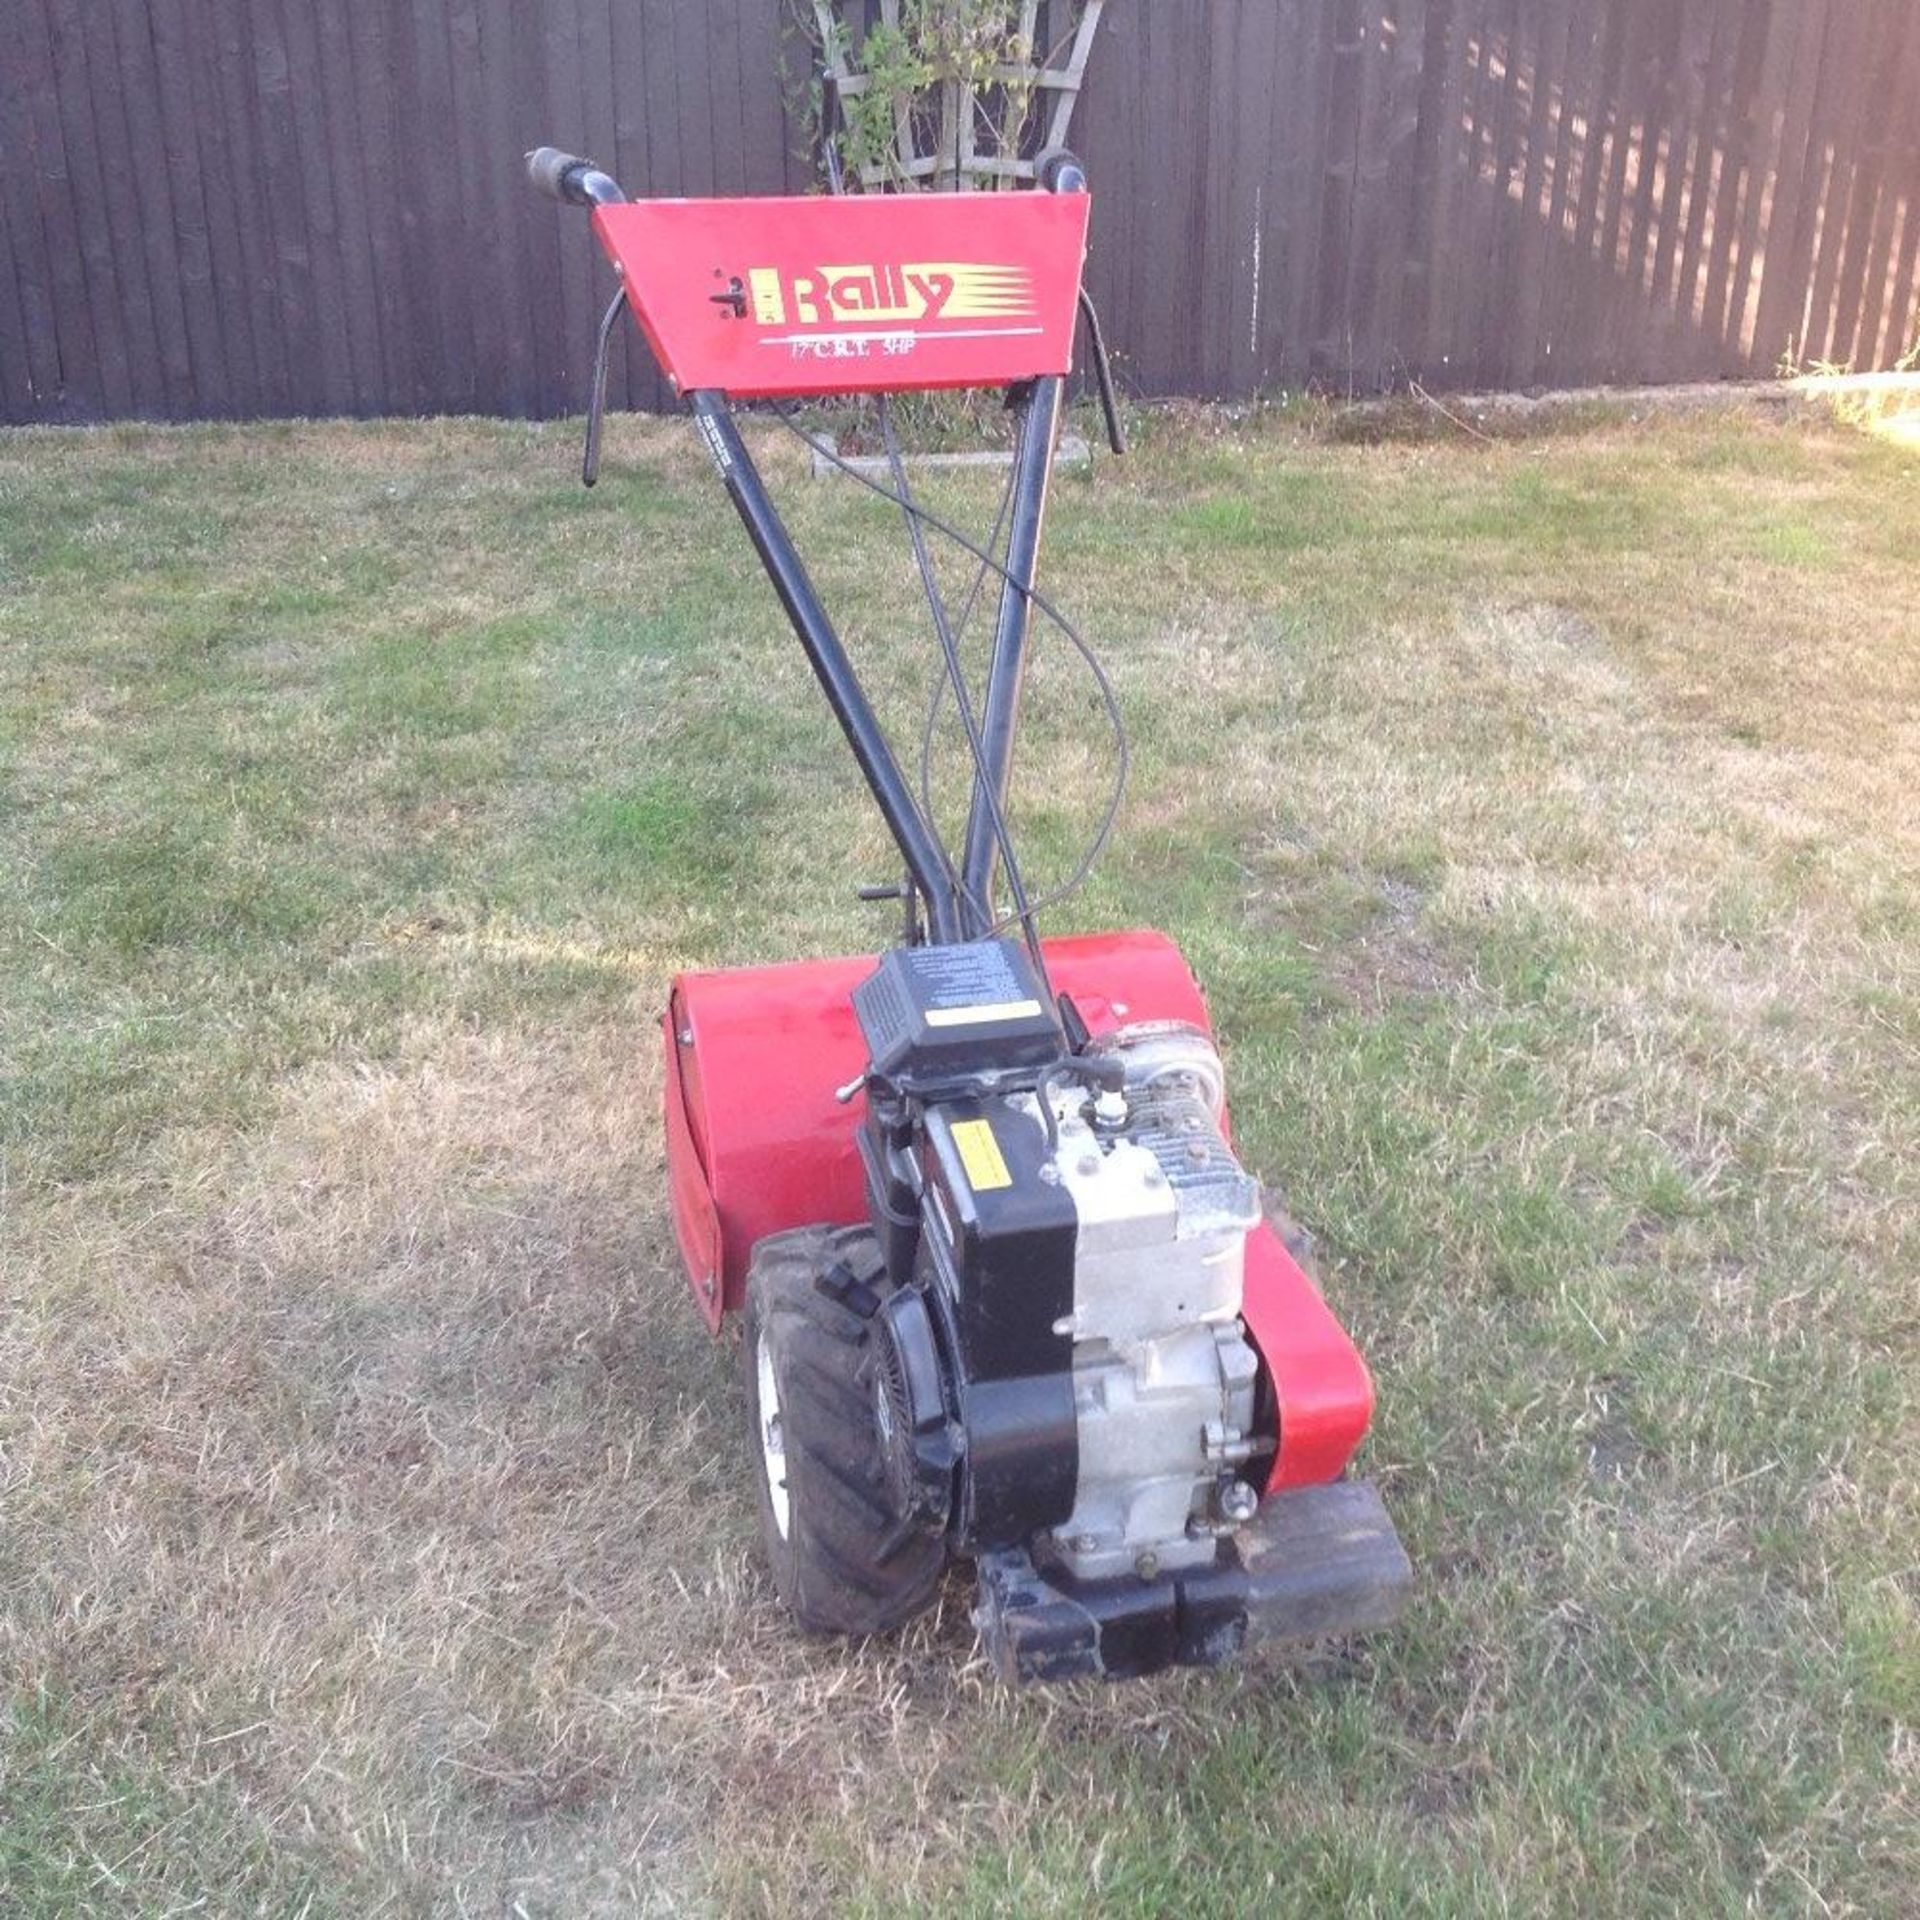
[852,944,1269,1589]
[839,937,1408,1680]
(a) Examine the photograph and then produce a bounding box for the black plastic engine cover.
[852,940,1062,1097]
[917,1094,1076,1550]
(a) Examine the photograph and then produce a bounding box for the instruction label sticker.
[950,1118,1013,1192]
[925,998,1044,1028]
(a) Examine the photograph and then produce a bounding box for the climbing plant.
[794,1,1103,193]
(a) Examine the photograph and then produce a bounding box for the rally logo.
[743,261,1037,360]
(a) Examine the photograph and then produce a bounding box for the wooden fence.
[3,2,1917,423]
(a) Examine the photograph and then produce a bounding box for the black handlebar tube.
[955,148,1089,925]
[688,392,964,944]
[956,373,1062,926]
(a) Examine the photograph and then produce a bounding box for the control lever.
[1036,146,1126,455]
[581,284,628,488]
[526,146,631,486]
[1077,288,1127,456]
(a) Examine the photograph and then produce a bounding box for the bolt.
[1134,1550,1160,1580]
[1216,1477,1260,1526]
[1038,1161,1062,1184]
[1077,1154,1101,1178]
[1186,1140,1209,1165]
[1072,1533,1100,1555]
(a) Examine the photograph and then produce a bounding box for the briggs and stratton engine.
[848,940,1400,1678]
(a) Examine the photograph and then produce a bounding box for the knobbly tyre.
[524,143,1410,1681]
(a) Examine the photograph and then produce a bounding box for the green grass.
[1,400,1915,1915]
[0,1692,351,1917]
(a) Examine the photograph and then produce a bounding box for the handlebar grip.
[526,146,588,201]
[1036,147,1088,193]
[525,146,625,207]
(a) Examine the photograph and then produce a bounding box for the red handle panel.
[591,192,1089,398]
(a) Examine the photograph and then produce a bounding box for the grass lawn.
[1,398,1915,1916]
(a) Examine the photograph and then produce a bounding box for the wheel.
[741,1224,947,1637]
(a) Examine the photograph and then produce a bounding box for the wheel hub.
[755,1327,790,1539]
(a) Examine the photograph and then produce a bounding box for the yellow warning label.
[950,1117,1012,1192]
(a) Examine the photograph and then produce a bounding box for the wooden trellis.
[812,1,1105,190]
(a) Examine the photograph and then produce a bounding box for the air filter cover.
[852,939,1061,1095]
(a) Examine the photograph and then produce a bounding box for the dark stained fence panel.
[2,14,70,416]
[1875,16,1920,364]
[3,0,1917,423]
